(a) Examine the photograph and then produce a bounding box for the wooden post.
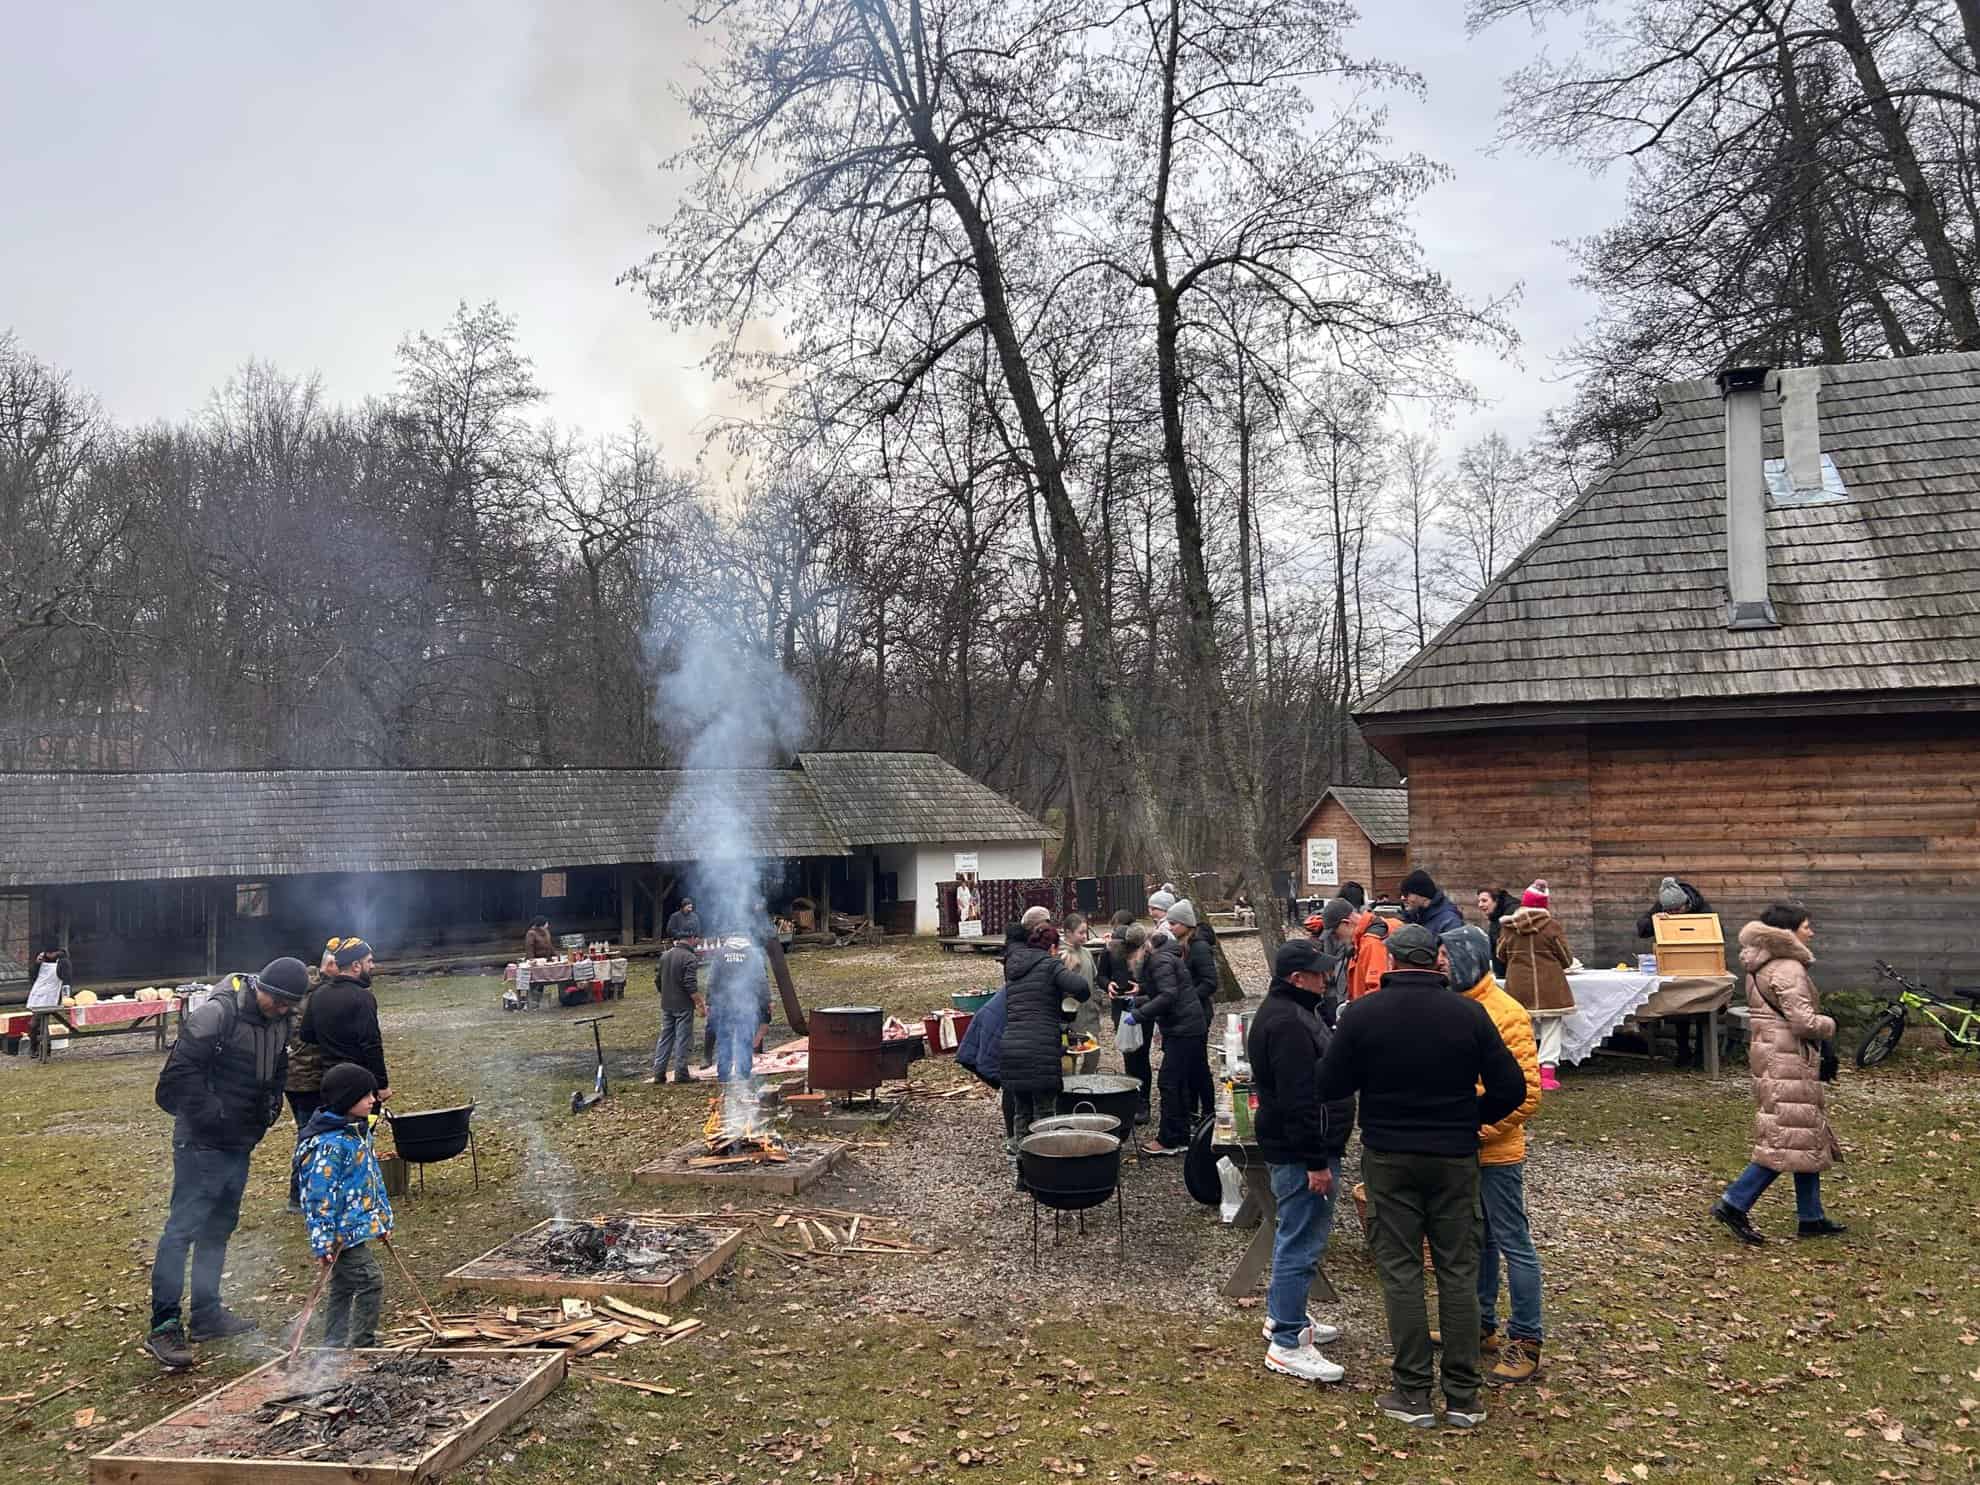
[620,866,636,946]
[863,850,876,922]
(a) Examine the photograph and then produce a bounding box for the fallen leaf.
[72,1407,95,1429]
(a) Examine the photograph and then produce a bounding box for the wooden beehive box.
[1652,913,1726,977]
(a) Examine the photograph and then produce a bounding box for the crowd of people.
[955,868,1849,1431]
[132,870,1851,1433]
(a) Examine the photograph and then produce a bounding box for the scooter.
[570,1014,613,1114]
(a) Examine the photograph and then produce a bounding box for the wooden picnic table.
[936,936,1004,955]
[1211,1139,1338,1304]
[2,996,182,1062]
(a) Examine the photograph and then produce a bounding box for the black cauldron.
[1055,1074,1139,1131]
[384,1104,479,1191]
[1017,1130,1122,1212]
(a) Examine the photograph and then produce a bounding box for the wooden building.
[1356,354,1980,988]
[0,751,1047,987]
[1288,786,1409,901]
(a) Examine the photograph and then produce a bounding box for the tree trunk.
[1143,0,1280,944]
[1827,0,1980,346]
[1772,14,1847,362]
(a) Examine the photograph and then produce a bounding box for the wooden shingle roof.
[1288,786,1409,847]
[1359,354,1980,730]
[795,751,1050,847]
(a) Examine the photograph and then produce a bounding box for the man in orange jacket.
[1440,925,1545,1386]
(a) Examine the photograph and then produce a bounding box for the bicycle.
[1854,960,1980,1067]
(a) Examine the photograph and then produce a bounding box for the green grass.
[3,944,1977,1485]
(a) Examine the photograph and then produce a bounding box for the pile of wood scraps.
[384,1295,704,1359]
[908,1081,990,1102]
[628,1206,943,1263]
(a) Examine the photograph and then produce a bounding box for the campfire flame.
[702,1095,788,1160]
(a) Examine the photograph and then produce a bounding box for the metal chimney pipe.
[1717,365,1779,630]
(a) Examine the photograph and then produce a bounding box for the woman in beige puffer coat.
[1708,904,1846,1245]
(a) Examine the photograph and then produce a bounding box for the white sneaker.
[1264,1341,1345,1383]
[1261,1315,1342,1347]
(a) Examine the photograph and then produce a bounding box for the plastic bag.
[1217,1157,1243,1224]
[1116,1017,1145,1054]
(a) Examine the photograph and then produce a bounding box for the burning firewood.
[700,1094,790,1161]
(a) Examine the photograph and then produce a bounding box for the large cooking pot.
[808,1005,885,1093]
[1018,1130,1122,1211]
[384,1104,475,1164]
[1029,1111,1121,1138]
[1055,1074,1139,1131]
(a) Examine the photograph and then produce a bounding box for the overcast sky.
[0,0,1624,457]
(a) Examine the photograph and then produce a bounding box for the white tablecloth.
[1559,970,1660,1065]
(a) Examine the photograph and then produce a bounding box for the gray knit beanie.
[1164,899,1199,929]
[1147,890,1178,916]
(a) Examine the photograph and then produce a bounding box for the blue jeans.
[713,1005,756,1083]
[1477,1160,1544,1343]
[1267,1159,1339,1348]
[150,1143,252,1331]
[652,1006,695,1079]
[1722,1162,1824,1221]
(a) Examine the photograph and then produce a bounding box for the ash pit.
[445,1217,745,1304]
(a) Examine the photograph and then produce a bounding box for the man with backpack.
[145,957,309,1369]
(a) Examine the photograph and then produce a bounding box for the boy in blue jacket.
[296,1063,394,1347]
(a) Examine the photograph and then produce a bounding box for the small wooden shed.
[1288,786,1409,900]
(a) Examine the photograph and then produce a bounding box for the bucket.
[923,1011,972,1053]
[950,990,996,1014]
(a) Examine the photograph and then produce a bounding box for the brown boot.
[1480,1329,1502,1358]
[1488,1338,1541,1385]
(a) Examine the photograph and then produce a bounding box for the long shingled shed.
[1355,353,1980,987]
[0,752,1047,983]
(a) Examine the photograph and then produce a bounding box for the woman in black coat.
[998,923,1090,1147]
[1126,931,1211,1154]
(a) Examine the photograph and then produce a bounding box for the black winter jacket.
[1317,969,1525,1156]
[1248,978,1354,1170]
[1184,934,1219,1019]
[300,976,390,1089]
[998,942,1090,1094]
[155,982,291,1151]
[1405,892,1466,938]
[1131,938,1207,1041]
[1635,881,1711,939]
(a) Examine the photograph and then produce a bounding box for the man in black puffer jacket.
[998,923,1091,1151]
[146,958,309,1369]
[1125,928,1210,1153]
[1249,938,1356,1383]
[1317,924,1526,1429]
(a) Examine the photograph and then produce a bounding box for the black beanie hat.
[1398,869,1439,901]
[321,1062,378,1115]
[256,956,309,1003]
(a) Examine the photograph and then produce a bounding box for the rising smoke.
[651,622,808,1132]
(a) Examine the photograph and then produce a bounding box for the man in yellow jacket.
[1440,926,1545,1385]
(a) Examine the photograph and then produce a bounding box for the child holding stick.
[295,1064,394,1347]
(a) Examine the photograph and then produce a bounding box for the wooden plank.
[90,1350,562,1485]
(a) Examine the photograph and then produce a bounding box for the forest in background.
[4,0,1976,885]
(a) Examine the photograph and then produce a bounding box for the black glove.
[1818,1039,1839,1082]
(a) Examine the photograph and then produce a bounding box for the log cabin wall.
[1402,714,1980,990]
[1295,798,1376,896]
[1587,714,1980,989]
[1403,729,1596,953]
